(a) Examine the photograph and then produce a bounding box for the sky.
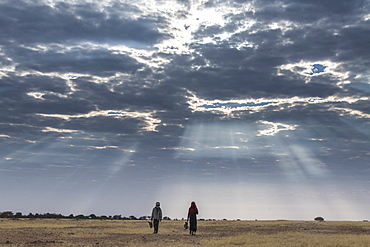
[1,0,370,221]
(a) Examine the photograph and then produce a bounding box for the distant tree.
[314,216,324,222]
[14,212,23,218]
[68,214,74,219]
[0,211,14,218]
[163,216,171,220]
[129,215,137,220]
[44,213,58,219]
[99,215,109,220]
[75,214,86,220]
[28,213,35,219]
[113,215,122,220]
[48,213,63,219]
[89,214,97,219]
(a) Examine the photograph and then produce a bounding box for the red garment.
[188,201,198,217]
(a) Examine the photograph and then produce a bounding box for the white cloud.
[37,109,162,132]
[186,90,368,117]
[329,106,370,119]
[257,121,297,136]
[42,127,80,133]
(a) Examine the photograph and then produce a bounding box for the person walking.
[187,201,198,235]
[151,202,162,234]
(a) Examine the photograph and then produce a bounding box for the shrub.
[0,211,14,218]
[89,214,97,219]
[75,214,87,220]
[113,215,122,220]
[14,212,23,218]
[129,215,137,220]
[314,216,324,222]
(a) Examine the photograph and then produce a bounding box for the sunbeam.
[176,121,257,159]
[168,117,370,220]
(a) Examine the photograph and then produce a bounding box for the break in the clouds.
[1,0,370,220]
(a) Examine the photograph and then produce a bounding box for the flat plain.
[1,219,370,246]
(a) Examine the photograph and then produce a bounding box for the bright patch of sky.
[176,120,298,161]
[150,0,253,53]
[159,180,367,220]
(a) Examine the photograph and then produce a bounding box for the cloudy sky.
[1,0,370,220]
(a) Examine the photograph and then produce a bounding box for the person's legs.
[189,215,197,235]
[153,219,159,233]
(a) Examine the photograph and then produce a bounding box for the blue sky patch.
[201,102,277,109]
[307,64,327,75]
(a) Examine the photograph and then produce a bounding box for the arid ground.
[1,219,370,246]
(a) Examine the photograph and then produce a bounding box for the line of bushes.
[0,211,170,220]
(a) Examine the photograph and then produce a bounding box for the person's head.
[191,201,196,207]
[155,202,160,207]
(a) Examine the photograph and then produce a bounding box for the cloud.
[0,0,167,47]
[9,45,143,76]
[37,109,161,132]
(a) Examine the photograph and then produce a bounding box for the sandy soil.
[0,219,369,246]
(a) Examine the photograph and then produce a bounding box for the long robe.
[189,211,198,232]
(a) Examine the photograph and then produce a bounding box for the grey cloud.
[61,116,142,134]
[337,26,370,62]
[165,46,340,100]
[0,0,167,47]
[175,0,192,9]
[193,25,225,39]
[17,75,68,95]
[174,10,190,20]
[283,0,367,15]
[168,1,369,101]
[7,46,142,76]
[247,0,368,23]
[346,83,370,94]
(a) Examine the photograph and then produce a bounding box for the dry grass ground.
[0,219,370,246]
